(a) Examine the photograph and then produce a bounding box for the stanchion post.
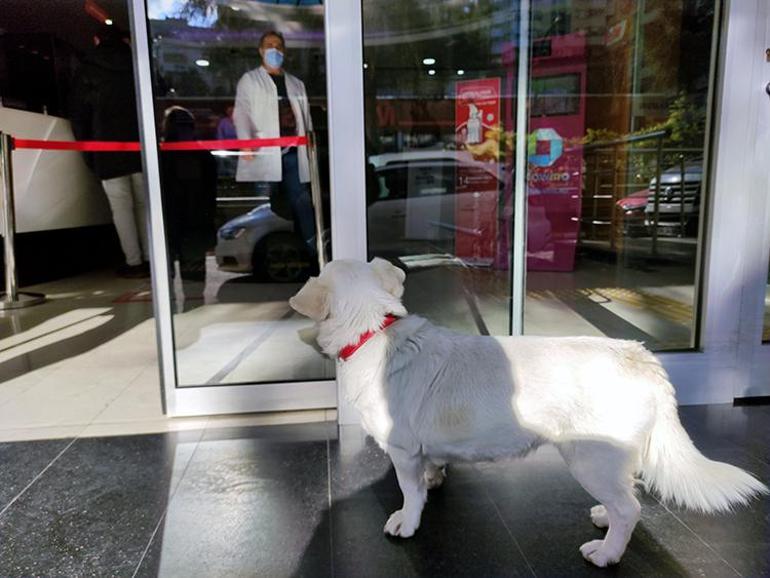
[1,132,17,302]
[0,132,45,310]
[306,131,327,269]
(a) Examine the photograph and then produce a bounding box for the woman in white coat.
[233,30,316,256]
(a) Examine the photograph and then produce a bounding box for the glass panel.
[523,1,717,350]
[146,0,332,386]
[362,0,520,336]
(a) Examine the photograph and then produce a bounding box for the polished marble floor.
[0,403,768,577]
[0,268,336,442]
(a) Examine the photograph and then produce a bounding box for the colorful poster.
[454,78,501,265]
[526,32,587,272]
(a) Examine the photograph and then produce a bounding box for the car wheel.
[252,233,312,283]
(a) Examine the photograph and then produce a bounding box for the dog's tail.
[640,364,768,513]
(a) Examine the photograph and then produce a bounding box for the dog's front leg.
[384,447,426,538]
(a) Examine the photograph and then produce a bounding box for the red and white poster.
[455,78,501,265]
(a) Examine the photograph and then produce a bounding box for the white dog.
[290,258,768,567]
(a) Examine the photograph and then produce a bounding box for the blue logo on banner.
[528,128,563,167]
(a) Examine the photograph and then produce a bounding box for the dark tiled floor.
[0,405,769,577]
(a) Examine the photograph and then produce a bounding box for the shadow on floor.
[0,302,153,384]
[292,462,692,578]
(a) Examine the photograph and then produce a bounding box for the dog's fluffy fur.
[290,258,768,567]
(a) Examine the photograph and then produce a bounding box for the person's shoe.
[117,262,150,279]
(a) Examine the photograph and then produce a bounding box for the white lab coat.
[233,66,312,183]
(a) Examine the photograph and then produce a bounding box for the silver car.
[215,151,504,282]
[646,160,702,237]
[215,203,313,282]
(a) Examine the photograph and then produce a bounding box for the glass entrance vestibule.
[124,0,770,421]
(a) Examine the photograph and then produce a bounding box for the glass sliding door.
[133,0,335,414]
[362,0,522,336]
[522,1,719,351]
[362,0,719,352]
[359,0,770,410]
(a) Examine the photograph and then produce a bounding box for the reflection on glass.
[524,2,716,351]
[161,107,217,303]
[363,0,716,351]
[363,0,519,337]
[147,0,332,386]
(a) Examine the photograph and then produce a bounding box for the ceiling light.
[363,62,369,69]
[104,18,113,25]
[422,57,436,65]
[428,69,436,76]
[457,69,465,75]
[195,59,210,67]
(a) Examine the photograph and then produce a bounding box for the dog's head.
[289,258,406,323]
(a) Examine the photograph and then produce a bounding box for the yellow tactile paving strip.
[528,287,693,326]
[532,288,770,343]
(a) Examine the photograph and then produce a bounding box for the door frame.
[732,0,770,397]
[323,0,369,423]
[130,0,769,419]
[667,0,770,402]
[129,0,345,417]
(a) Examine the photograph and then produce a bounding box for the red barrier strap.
[159,136,307,151]
[13,139,141,151]
[11,136,308,152]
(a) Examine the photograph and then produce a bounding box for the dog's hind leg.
[589,505,609,528]
[424,460,447,490]
[384,446,427,538]
[558,440,641,568]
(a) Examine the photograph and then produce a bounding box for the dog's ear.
[369,257,406,299]
[289,277,329,321]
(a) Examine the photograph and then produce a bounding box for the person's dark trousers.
[281,149,317,257]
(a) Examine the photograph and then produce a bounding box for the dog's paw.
[590,505,609,528]
[424,465,446,490]
[580,539,620,567]
[384,509,418,538]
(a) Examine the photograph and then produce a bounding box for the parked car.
[216,150,582,280]
[616,189,651,238]
[617,160,703,238]
[366,152,498,259]
[216,203,315,283]
[215,151,505,282]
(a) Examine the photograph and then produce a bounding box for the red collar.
[338,314,400,361]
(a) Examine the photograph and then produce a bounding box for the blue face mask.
[263,48,284,69]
